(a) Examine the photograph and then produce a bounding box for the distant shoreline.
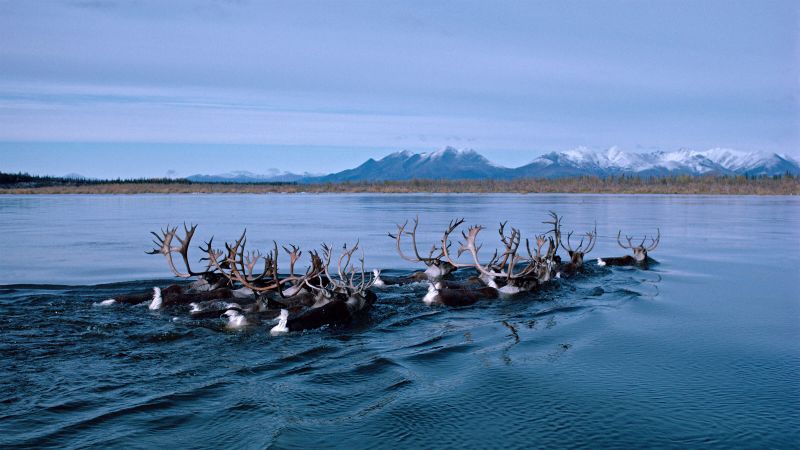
[2,176,798,195]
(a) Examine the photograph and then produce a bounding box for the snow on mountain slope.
[516,147,798,178]
[308,147,511,182]
[188,146,799,183]
[187,169,317,183]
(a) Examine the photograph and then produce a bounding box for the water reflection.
[0,194,798,448]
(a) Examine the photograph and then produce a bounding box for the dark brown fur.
[433,286,500,307]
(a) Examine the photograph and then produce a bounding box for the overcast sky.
[0,0,797,178]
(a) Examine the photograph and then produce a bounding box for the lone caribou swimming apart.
[102,212,661,335]
[597,229,660,268]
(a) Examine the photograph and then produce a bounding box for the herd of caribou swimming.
[101,212,660,335]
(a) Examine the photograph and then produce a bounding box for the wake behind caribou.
[103,212,660,333]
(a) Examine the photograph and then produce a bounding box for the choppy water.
[1,194,799,448]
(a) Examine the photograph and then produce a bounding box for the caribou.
[387,216,459,283]
[138,223,378,332]
[598,229,660,268]
[271,241,377,334]
[419,214,566,304]
[557,222,597,277]
[119,213,661,333]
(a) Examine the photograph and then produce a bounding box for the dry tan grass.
[2,176,798,195]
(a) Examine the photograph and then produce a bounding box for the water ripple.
[2,259,798,448]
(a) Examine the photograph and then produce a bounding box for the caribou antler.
[440,218,474,269]
[147,223,217,278]
[282,244,302,276]
[527,235,547,260]
[646,229,661,251]
[201,231,312,293]
[561,223,597,255]
[458,225,541,282]
[317,241,374,296]
[389,216,445,266]
[459,226,510,279]
[492,221,522,272]
[148,225,337,295]
[199,237,225,273]
[543,211,562,252]
[618,229,660,251]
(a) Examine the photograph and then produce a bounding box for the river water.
[1,194,798,448]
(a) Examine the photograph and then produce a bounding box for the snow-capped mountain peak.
[661,148,755,172]
[186,168,320,183]
[189,146,798,184]
[308,147,510,182]
[521,147,798,178]
[419,147,487,162]
[559,146,647,170]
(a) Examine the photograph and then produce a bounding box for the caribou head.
[441,221,545,295]
[389,216,457,280]
[560,225,597,268]
[299,241,378,310]
[617,229,660,262]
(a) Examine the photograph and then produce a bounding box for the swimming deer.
[528,233,559,284]
[557,222,597,277]
[421,281,500,307]
[598,229,660,268]
[457,224,544,294]
[190,244,326,318]
[272,241,377,334]
[146,224,333,314]
[101,284,181,307]
[147,224,231,289]
[532,211,566,282]
[438,220,534,296]
[413,220,503,305]
[204,232,336,313]
[135,224,251,308]
[387,216,459,282]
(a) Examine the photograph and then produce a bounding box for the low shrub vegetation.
[1,172,797,195]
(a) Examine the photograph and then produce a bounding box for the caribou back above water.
[271,241,377,333]
[598,229,660,268]
[120,214,663,333]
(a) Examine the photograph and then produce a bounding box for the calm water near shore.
[1,194,798,448]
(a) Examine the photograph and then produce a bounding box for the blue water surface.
[0,194,798,448]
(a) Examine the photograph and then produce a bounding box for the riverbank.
[1,176,798,195]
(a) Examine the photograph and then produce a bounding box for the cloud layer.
[0,0,797,164]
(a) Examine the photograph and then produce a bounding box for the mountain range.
[186,169,318,183]
[186,147,799,183]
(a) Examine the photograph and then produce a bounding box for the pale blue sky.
[0,0,797,177]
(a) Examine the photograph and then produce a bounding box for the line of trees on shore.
[1,171,797,195]
[0,172,294,187]
[0,172,190,186]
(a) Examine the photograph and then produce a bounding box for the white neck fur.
[423,282,440,305]
[372,269,385,287]
[270,309,289,335]
[148,287,162,310]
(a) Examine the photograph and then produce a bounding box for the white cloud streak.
[0,0,796,154]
